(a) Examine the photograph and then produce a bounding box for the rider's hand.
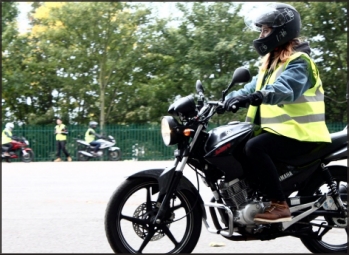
[224,92,263,113]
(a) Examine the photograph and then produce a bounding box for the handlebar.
[207,101,224,107]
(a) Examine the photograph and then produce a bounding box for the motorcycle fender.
[108,147,120,151]
[79,151,93,157]
[127,168,207,219]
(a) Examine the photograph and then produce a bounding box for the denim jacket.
[226,58,313,105]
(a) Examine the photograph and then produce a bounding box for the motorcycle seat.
[279,129,347,166]
[77,140,90,146]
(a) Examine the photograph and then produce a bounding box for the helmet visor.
[244,4,295,32]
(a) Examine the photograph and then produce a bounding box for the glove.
[224,92,263,113]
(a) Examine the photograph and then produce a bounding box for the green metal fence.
[2,122,347,162]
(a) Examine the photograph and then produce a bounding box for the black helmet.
[244,3,301,56]
[89,121,98,128]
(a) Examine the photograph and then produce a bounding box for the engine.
[218,178,249,208]
[218,178,267,227]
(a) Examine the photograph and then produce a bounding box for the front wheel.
[21,150,34,163]
[108,149,121,161]
[105,178,202,253]
[300,166,347,253]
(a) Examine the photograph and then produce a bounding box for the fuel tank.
[204,121,253,157]
[203,121,253,181]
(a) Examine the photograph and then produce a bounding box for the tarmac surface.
[2,159,347,253]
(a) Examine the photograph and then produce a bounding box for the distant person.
[54,118,72,162]
[85,121,102,156]
[2,123,15,157]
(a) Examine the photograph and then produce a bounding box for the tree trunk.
[99,61,106,133]
[100,86,105,133]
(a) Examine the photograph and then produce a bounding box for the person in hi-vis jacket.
[54,118,72,162]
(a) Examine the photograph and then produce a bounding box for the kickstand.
[316,222,331,240]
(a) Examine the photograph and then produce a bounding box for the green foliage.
[25,2,153,130]
[2,1,18,33]
[2,32,63,125]
[2,2,347,126]
[138,2,259,125]
[2,2,19,78]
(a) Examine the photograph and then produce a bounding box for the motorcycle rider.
[220,3,331,223]
[85,121,103,156]
[54,118,72,162]
[2,123,15,157]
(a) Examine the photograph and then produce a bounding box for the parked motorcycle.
[76,135,121,161]
[104,67,347,253]
[132,143,145,161]
[1,137,34,163]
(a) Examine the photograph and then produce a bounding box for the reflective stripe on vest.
[85,128,95,143]
[245,52,331,142]
[2,129,12,144]
[55,124,67,141]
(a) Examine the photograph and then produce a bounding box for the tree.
[2,2,20,123]
[29,2,152,130]
[2,2,346,127]
[138,2,258,125]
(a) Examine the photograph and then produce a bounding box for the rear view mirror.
[222,67,251,100]
[196,80,204,95]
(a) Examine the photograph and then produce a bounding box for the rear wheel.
[77,152,90,161]
[105,178,202,253]
[300,166,347,253]
[21,150,34,163]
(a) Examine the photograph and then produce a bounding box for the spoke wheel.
[299,166,347,253]
[105,178,202,253]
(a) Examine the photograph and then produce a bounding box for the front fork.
[153,124,204,224]
[22,148,29,156]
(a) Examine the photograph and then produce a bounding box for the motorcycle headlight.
[161,116,180,146]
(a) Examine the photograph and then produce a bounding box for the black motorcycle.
[105,67,348,253]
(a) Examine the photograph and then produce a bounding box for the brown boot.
[67,156,72,162]
[54,158,62,162]
[254,201,292,223]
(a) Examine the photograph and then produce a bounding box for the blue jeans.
[89,141,101,152]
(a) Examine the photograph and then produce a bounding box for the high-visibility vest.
[55,124,67,141]
[85,128,95,143]
[246,52,331,143]
[2,129,12,144]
